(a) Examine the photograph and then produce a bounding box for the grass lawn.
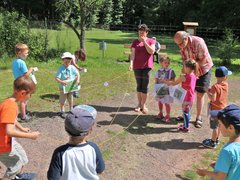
[0,28,239,178]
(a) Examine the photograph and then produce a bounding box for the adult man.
[152,37,161,63]
[174,31,213,128]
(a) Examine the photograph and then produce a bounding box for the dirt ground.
[0,78,240,180]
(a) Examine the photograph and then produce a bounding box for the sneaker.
[216,138,220,145]
[202,139,217,149]
[19,114,32,123]
[156,112,164,119]
[177,124,189,132]
[163,115,170,122]
[73,91,80,98]
[59,112,67,119]
[15,172,36,180]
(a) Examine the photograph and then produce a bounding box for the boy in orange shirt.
[202,66,232,148]
[0,76,40,180]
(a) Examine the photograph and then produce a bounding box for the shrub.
[0,10,47,60]
[216,29,238,65]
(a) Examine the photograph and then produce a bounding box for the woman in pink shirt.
[161,59,199,132]
[129,24,155,114]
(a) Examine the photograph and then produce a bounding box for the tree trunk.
[79,0,86,50]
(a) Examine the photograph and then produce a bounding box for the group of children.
[0,42,239,179]
[0,43,105,180]
[154,55,232,145]
[154,55,240,178]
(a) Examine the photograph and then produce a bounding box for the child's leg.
[158,101,163,113]
[59,91,67,112]
[20,101,26,118]
[211,128,219,142]
[67,92,74,111]
[183,104,192,129]
[0,141,28,179]
[210,117,219,142]
[165,103,170,116]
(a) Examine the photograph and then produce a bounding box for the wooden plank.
[124,44,166,50]
[124,51,131,55]
[160,44,166,50]
[124,44,132,48]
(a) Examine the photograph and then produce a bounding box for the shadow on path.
[32,111,59,118]
[147,139,204,150]
[91,105,133,113]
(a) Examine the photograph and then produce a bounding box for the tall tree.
[112,0,125,25]
[98,0,113,26]
[55,0,103,49]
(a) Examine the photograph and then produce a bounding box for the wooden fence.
[110,24,240,39]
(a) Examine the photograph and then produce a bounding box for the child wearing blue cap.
[197,104,240,179]
[47,105,105,180]
[202,66,232,148]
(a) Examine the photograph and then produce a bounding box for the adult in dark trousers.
[152,37,161,63]
[174,31,213,128]
[129,24,155,114]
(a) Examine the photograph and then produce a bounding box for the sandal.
[194,118,203,128]
[134,107,141,112]
[141,107,148,114]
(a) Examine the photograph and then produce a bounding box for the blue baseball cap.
[212,104,240,128]
[65,105,97,137]
[215,66,232,77]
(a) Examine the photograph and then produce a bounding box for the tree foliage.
[0,10,46,59]
[55,0,103,50]
[0,0,239,29]
[216,29,238,65]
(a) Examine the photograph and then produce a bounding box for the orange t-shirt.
[0,98,18,154]
[210,81,228,110]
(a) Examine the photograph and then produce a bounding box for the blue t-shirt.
[47,142,105,180]
[55,64,78,89]
[213,142,240,180]
[12,59,28,79]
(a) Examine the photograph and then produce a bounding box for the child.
[71,49,86,98]
[12,43,34,122]
[197,104,240,179]
[0,76,40,180]
[161,59,198,132]
[55,52,80,118]
[154,56,176,122]
[47,105,105,180]
[202,66,232,148]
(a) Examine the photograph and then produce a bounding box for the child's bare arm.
[207,88,217,101]
[24,67,34,77]
[15,121,30,133]
[196,169,227,180]
[55,77,67,86]
[6,124,40,140]
[161,75,185,86]
[76,72,80,84]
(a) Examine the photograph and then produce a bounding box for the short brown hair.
[138,24,150,32]
[14,76,36,94]
[160,55,170,63]
[15,43,28,54]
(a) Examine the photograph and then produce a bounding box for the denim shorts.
[210,117,219,129]
[195,70,211,93]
